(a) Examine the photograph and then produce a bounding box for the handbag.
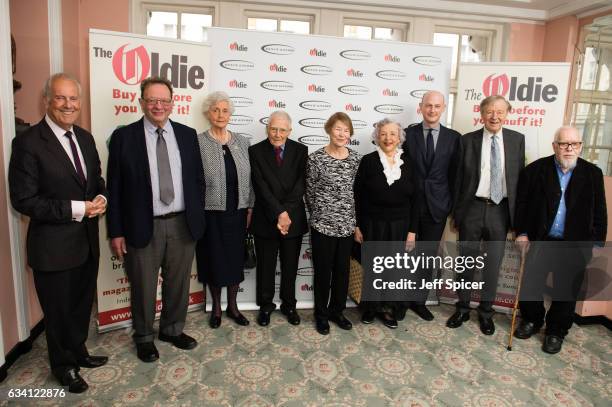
[244,233,257,269]
[348,257,363,304]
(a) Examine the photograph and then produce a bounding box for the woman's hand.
[405,232,416,252]
[246,208,253,229]
[354,227,363,243]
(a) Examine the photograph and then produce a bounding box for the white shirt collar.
[143,116,171,134]
[483,127,503,139]
[45,114,74,138]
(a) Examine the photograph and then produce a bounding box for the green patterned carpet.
[1,304,610,406]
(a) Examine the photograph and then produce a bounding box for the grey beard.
[558,157,578,171]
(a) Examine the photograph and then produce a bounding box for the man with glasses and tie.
[448,95,525,336]
[9,73,107,393]
[107,76,205,363]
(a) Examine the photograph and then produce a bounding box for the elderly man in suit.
[447,95,525,335]
[514,126,606,354]
[9,73,107,393]
[401,90,461,321]
[249,110,308,326]
[107,76,205,363]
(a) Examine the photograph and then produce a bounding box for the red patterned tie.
[274,146,283,166]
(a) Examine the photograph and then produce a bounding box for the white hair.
[202,91,235,115]
[43,73,81,98]
[371,118,405,146]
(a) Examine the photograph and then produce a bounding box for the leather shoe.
[379,312,398,329]
[446,311,470,328]
[394,306,407,321]
[59,368,88,393]
[542,335,564,354]
[410,304,434,321]
[315,318,330,335]
[77,355,108,368]
[281,308,301,325]
[361,310,376,324]
[209,314,221,329]
[158,332,197,350]
[514,320,541,340]
[257,310,271,327]
[136,342,159,363]
[478,315,495,335]
[329,313,353,330]
[227,311,250,326]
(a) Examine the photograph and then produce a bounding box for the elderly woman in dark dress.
[196,91,254,328]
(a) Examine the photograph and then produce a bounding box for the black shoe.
[227,311,250,326]
[59,368,88,393]
[257,310,271,327]
[394,306,407,321]
[361,311,376,324]
[446,311,470,328]
[329,313,353,330]
[514,320,541,340]
[209,314,221,329]
[410,304,434,321]
[478,315,495,335]
[378,312,398,329]
[77,355,108,368]
[158,332,197,350]
[136,342,159,363]
[542,335,564,354]
[281,308,301,326]
[315,318,330,335]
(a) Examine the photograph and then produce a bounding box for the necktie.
[274,146,283,166]
[64,131,86,185]
[490,134,503,204]
[156,127,174,205]
[425,128,434,171]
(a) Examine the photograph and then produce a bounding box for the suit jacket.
[454,127,525,228]
[106,118,205,248]
[515,155,607,242]
[9,119,107,271]
[249,138,308,239]
[402,122,461,223]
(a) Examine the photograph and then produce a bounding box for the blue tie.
[490,134,503,204]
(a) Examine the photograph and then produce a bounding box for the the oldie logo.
[348,139,361,146]
[299,118,326,128]
[376,70,407,80]
[339,49,371,60]
[229,42,248,51]
[300,283,314,291]
[299,100,332,111]
[346,68,364,77]
[338,85,369,95]
[413,56,442,66]
[307,84,326,93]
[229,96,253,107]
[410,89,429,99]
[309,48,327,57]
[261,43,295,55]
[298,135,328,146]
[382,88,399,96]
[384,54,400,62]
[260,81,293,91]
[482,74,558,102]
[300,65,333,75]
[229,79,247,88]
[351,120,368,130]
[229,115,253,125]
[374,104,404,114]
[268,99,286,108]
[345,103,362,112]
[419,73,434,81]
[269,63,288,72]
[259,117,270,125]
[219,60,255,71]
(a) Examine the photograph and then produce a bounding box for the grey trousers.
[125,214,196,343]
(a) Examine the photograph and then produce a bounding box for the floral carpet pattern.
[1,304,610,406]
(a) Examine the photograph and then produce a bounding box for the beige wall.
[542,16,579,63]
[507,23,545,62]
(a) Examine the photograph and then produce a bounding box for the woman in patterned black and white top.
[306,112,361,335]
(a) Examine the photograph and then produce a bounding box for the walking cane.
[507,245,527,351]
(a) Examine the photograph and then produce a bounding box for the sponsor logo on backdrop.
[482,74,558,102]
[345,103,362,112]
[299,118,326,128]
[110,44,204,89]
[410,89,429,99]
[300,284,314,292]
[268,99,286,108]
[384,54,400,62]
[229,79,247,88]
[269,63,288,72]
[297,267,314,277]
[261,43,295,55]
[340,49,371,60]
[348,138,361,146]
[298,135,328,146]
[307,84,326,93]
[376,70,407,80]
[338,85,369,95]
[346,68,364,77]
[229,42,248,51]
[419,73,434,82]
[382,88,399,96]
[229,96,253,108]
[299,100,332,111]
[259,117,270,125]
[413,56,442,66]
[374,104,404,114]
[351,120,368,130]
[219,60,255,71]
[229,115,253,125]
[235,132,254,140]
[309,48,327,57]
[260,81,293,91]
[300,65,333,75]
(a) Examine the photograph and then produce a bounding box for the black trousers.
[311,228,353,319]
[412,207,447,304]
[457,199,509,317]
[254,235,303,312]
[33,253,98,378]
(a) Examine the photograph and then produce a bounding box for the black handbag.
[244,233,257,269]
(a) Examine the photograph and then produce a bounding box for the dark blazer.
[249,138,308,239]
[9,119,107,271]
[402,122,461,223]
[454,127,525,228]
[106,118,205,247]
[515,155,607,242]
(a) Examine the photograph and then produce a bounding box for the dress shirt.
[549,158,573,238]
[422,123,440,150]
[475,127,507,199]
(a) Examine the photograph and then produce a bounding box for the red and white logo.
[112,44,150,85]
[482,74,510,97]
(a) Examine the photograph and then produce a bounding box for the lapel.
[431,125,449,168]
[135,118,152,186]
[543,155,561,207]
[564,158,585,212]
[263,139,279,170]
[502,128,514,180]
[73,127,94,191]
[413,123,427,164]
[40,119,85,188]
[474,128,484,179]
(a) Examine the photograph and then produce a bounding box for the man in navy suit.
[107,77,205,362]
[402,90,461,321]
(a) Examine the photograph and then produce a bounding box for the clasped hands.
[277,211,291,235]
[85,195,107,218]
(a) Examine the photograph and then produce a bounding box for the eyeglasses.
[555,141,583,150]
[269,127,290,135]
[143,98,173,106]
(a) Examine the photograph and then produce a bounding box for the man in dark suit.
[249,111,308,326]
[447,95,525,335]
[107,77,205,363]
[9,73,108,393]
[514,126,606,354]
[402,90,461,321]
